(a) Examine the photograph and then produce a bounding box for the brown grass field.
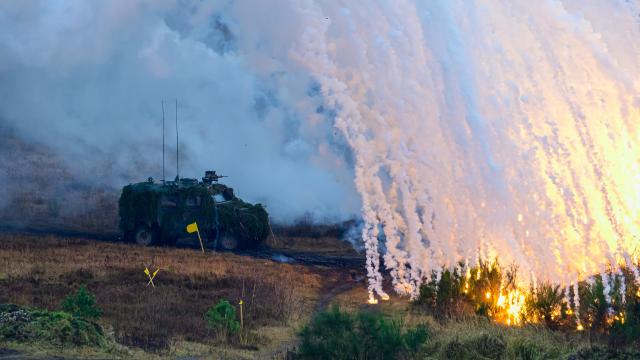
[0,232,611,360]
[0,232,366,359]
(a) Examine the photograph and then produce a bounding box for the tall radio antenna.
[161,100,166,184]
[175,99,179,181]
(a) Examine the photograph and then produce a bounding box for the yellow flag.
[186,222,198,234]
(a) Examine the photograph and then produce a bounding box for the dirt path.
[256,271,362,360]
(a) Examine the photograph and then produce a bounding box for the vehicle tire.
[134,225,156,246]
[219,234,239,250]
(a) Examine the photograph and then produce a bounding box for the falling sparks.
[291,0,640,301]
[366,260,638,334]
[494,289,527,326]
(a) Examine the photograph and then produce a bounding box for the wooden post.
[196,229,205,254]
[239,299,244,329]
[268,217,278,247]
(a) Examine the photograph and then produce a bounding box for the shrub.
[572,345,640,360]
[578,276,608,332]
[414,266,472,319]
[297,306,429,360]
[60,285,102,320]
[524,283,565,329]
[467,333,506,359]
[609,302,640,347]
[440,333,505,360]
[0,303,106,347]
[204,299,240,342]
[510,339,550,360]
[414,260,507,319]
[608,268,640,347]
[441,338,472,360]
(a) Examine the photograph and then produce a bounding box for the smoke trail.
[288,0,640,299]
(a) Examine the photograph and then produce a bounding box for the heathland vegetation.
[1,233,639,359]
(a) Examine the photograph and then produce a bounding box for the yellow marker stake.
[186,222,205,254]
[144,267,159,287]
[239,299,244,329]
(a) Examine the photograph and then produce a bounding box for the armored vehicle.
[118,171,269,250]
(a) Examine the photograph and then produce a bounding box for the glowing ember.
[577,324,585,331]
[367,296,378,305]
[494,289,527,326]
[485,291,491,300]
[381,294,390,301]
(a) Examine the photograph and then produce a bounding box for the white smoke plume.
[286,0,640,299]
[2,1,640,301]
[0,0,360,222]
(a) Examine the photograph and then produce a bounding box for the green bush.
[204,299,240,342]
[467,333,506,359]
[60,285,102,320]
[441,333,505,360]
[607,268,640,347]
[510,338,556,360]
[297,306,429,360]
[0,304,106,347]
[415,266,471,319]
[572,345,640,360]
[414,260,508,320]
[524,283,566,329]
[441,338,473,360]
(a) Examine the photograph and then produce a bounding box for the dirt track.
[0,225,365,270]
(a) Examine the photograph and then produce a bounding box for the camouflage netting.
[118,179,268,247]
[118,183,162,234]
[217,199,269,246]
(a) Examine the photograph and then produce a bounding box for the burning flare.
[290,0,640,301]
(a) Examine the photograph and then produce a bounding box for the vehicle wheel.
[219,234,238,250]
[134,225,156,246]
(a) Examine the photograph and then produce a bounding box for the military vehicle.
[118,171,269,250]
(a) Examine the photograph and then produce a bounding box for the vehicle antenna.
[175,98,179,181]
[162,100,165,185]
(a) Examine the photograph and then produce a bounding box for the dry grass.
[266,235,357,256]
[0,233,330,356]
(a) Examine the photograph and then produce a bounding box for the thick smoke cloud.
[286,0,640,300]
[3,0,640,303]
[0,0,360,222]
